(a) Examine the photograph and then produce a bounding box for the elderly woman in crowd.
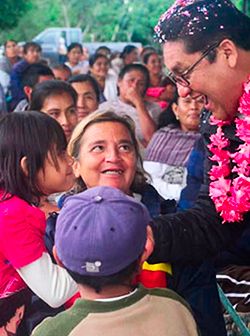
[100,63,162,147]
[144,92,205,202]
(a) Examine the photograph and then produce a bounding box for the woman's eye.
[119,144,131,152]
[91,145,104,152]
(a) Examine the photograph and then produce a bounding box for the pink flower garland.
[208,76,250,223]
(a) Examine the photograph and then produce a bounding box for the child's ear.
[53,246,64,268]
[72,159,81,178]
[139,225,154,265]
[20,156,29,176]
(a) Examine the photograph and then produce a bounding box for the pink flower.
[209,127,229,149]
[235,118,250,142]
[210,177,231,198]
[209,149,231,163]
[209,76,250,223]
[209,164,231,180]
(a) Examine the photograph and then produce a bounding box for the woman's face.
[5,40,18,59]
[42,93,78,141]
[172,95,205,132]
[118,70,146,100]
[67,47,82,66]
[73,121,137,194]
[124,48,139,65]
[90,56,109,79]
[146,53,162,75]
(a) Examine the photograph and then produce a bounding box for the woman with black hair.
[89,53,117,102]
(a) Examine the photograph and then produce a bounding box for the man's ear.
[139,225,155,265]
[23,86,32,101]
[72,159,80,178]
[20,156,29,176]
[219,39,238,68]
[53,246,64,267]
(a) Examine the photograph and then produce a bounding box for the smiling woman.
[68,109,146,195]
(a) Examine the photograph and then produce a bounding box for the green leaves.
[0,0,31,30]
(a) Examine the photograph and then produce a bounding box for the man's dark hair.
[0,111,67,205]
[68,74,100,103]
[155,0,250,56]
[30,80,77,111]
[118,63,150,94]
[21,63,54,89]
[23,42,41,54]
[66,258,140,293]
[67,42,83,53]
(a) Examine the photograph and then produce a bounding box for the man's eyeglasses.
[168,41,221,87]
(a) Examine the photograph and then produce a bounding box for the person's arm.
[149,184,243,264]
[17,252,78,308]
[124,87,156,145]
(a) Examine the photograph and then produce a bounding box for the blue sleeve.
[178,137,205,211]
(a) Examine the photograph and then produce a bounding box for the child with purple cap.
[32,186,199,336]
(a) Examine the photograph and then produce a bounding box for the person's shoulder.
[0,194,28,211]
[145,286,197,319]
[100,98,119,109]
[32,301,87,336]
[32,313,67,336]
[148,287,190,307]
[0,194,44,221]
[12,59,26,71]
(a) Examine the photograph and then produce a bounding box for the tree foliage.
[0,0,31,30]
[0,0,249,45]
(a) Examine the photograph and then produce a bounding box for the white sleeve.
[17,252,78,308]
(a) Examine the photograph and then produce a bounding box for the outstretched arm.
[149,184,243,264]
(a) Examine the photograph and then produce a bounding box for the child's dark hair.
[0,288,31,328]
[0,111,67,205]
[21,63,54,90]
[23,42,41,54]
[66,258,139,294]
[89,53,109,68]
[67,42,83,53]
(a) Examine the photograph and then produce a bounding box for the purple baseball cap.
[55,186,151,276]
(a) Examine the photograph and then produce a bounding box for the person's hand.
[124,87,144,107]
[147,225,155,251]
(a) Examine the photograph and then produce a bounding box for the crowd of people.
[0,0,249,335]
